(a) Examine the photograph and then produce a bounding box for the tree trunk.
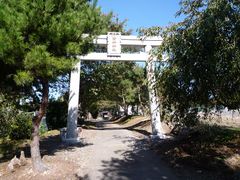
[31,120,48,172]
[30,79,49,172]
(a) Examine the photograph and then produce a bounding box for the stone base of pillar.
[60,127,82,144]
[150,133,173,141]
[61,137,81,144]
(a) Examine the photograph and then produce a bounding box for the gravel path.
[75,119,178,180]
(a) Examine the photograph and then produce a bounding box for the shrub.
[0,93,34,140]
[0,94,16,138]
[9,112,32,140]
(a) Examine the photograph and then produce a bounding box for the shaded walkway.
[78,119,178,180]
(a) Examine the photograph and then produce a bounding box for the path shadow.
[0,135,92,163]
[96,127,239,180]
[99,138,178,180]
[40,135,92,157]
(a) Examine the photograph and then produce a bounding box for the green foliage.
[0,0,110,85]
[9,112,32,140]
[0,0,110,113]
[138,26,162,39]
[0,94,16,138]
[106,14,132,35]
[141,0,240,126]
[0,93,32,140]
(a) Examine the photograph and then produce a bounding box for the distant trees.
[141,0,240,126]
[80,61,148,117]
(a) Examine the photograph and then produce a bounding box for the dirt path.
[0,119,179,180]
[75,119,178,180]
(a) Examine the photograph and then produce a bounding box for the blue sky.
[98,0,183,34]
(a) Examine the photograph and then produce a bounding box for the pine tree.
[0,0,109,172]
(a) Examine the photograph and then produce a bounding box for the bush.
[0,94,16,138]
[9,112,32,140]
[0,93,33,140]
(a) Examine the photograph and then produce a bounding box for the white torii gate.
[65,32,166,143]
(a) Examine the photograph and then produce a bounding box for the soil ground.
[0,116,239,180]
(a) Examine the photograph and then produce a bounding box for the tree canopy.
[140,0,240,125]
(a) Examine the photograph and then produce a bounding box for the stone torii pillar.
[145,45,166,139]
[65,60,81,143]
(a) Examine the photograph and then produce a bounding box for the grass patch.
[41,130,60,138]
[195,124,240,145]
